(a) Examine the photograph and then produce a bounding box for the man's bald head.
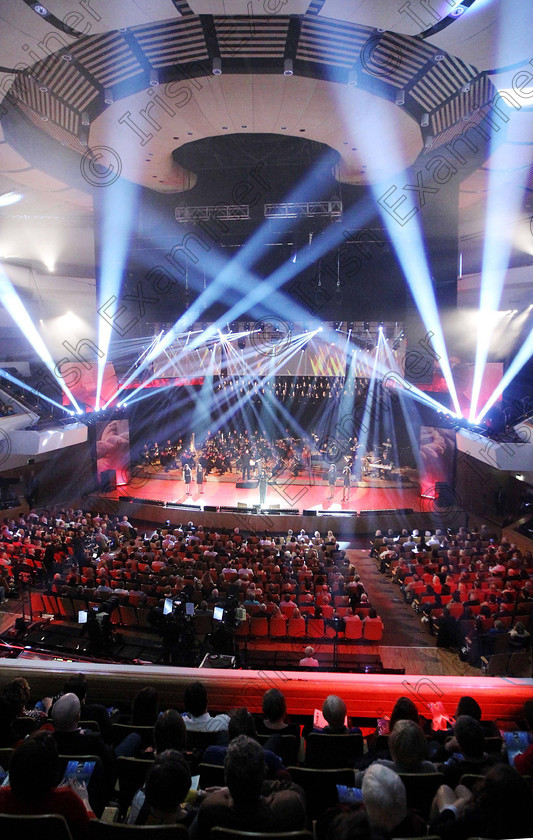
[52,692,81,732]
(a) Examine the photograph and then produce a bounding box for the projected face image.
[96,419,130,478]
[419,426,456,487]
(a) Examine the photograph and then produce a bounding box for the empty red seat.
[269,616,287,637]
[288,617,306,637]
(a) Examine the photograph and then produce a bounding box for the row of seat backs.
[236,616,383,641]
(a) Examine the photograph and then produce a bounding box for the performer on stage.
[196,464,204,495]
[342,465,352,501]
[241,449,251,481]
[259,471,267,507]
[183,463,192,495]
[327,463,337,500]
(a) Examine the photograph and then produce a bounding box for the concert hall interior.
[1,3,533,832]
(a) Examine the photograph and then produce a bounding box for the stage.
[106,470,422,516]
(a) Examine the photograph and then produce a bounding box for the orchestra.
[139,427,399,488]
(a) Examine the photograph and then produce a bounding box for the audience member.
[182,681,230,733]
[0,731,94,840]
[191,735,306,840]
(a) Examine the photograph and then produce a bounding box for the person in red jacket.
[0,731,94,840]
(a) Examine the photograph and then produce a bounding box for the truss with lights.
[264,200,343,219]
[175,205,250,223]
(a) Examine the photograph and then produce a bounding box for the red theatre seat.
[344,616,363,640]
[269,616,287,637]
[363,617,384,641]
[288,617,306,637]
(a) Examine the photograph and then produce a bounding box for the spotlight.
[395,89,405,106]
[104,87,114,104]
[424,134,434,149]
[363,321,370,331]
[61,52,72,61]
[450,4,466,16]
[348,69,358,87]
[420,113,429,127]
[0,191,23,207]
[81,111,90,126]
[32,4,48,15]
[149,69,159,86]
[238,337,246,350]
[283,58,293,76]
[433,54,445,62]
[212,57,222,75]
[461,82,471,93]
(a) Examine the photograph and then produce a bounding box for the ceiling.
[0,0,531,288]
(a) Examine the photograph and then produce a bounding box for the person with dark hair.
[191,735,305,840]
[1,677,46,731]
[0,731,94,839]
[182,680,230,733]
[130,749,194,826]
[153,708,187,754]
[126,710,189,822]
[430,763,533,840]
[438,715,498,788]
[389,696,420,733]
[131,686,159,726]
[259,688,288,731]
[202,708,286,779]
[455,695,482,721]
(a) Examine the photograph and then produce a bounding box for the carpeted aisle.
[346,548,432,648]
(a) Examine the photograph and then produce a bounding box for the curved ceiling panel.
[315,0,474,36]
[89,73,422,191]
[44,0,182,35]
[0,3,77,70]
[427,0,530,70]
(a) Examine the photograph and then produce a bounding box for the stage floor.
[109,473,423,514]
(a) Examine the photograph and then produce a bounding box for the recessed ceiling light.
[32,4,48,16]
